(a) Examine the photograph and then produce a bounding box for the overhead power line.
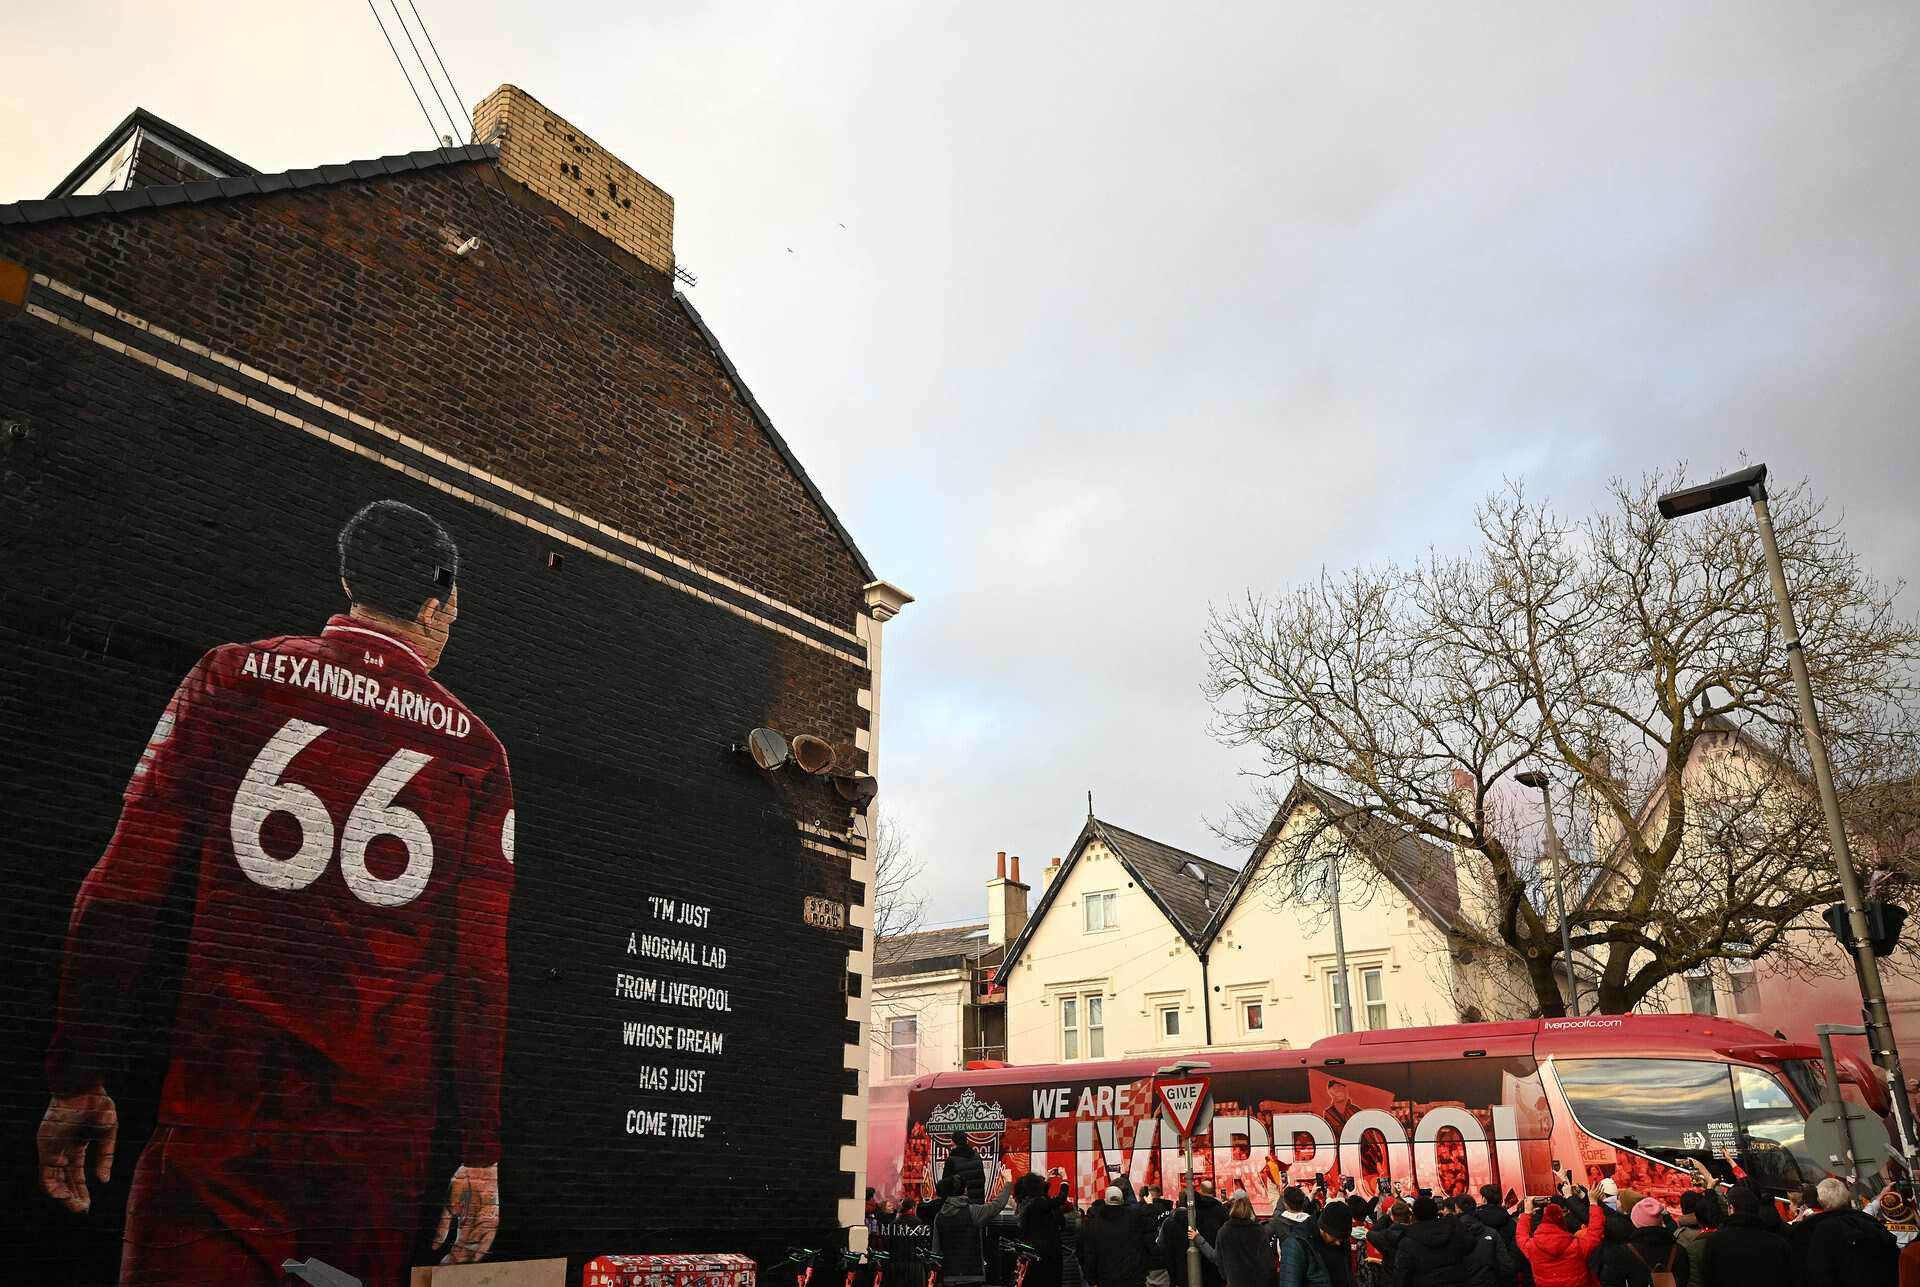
[406,0,476,140]
[364,0,442,148]
[389,0,464,144]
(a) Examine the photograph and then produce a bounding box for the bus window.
[1734,1066,1810,1192]
[1556,1058,1738,1172]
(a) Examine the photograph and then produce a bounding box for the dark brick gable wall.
[0,159,867,628]
[0,164,876,1283]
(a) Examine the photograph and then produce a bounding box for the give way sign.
[1155,1076,1211,1138]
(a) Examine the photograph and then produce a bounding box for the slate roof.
[1,143,498,228]
[875,923,993,979]
[1094,819,1240,940]
[1287,780,1463,930]
[994,815,1242,983]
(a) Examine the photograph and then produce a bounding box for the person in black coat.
[1193,1195,1280,1287]
[1799,1182,1899,1287]
[1082,1176,1153,1287]
[1620,1199,1689,1287]
[1696,1187,1790,1287]
[1018,1169,1074,1287]
[1160,1190,1228,1287]
[931,1170,1015,1287]
[942,1133,988,1202]
[1393,1195,1487,1287]
[1367,1200,1413,1279]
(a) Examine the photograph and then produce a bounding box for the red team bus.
[871,1014,1876,1215]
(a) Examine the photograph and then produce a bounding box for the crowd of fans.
[867,1132,1920,1287]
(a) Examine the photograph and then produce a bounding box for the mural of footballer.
[36,500,515,1283]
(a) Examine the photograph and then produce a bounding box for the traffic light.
[1823,900,1908,959]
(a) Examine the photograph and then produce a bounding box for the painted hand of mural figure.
[36,1088,118,1214]
[437,1163,501,1263]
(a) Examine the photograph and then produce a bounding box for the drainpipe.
[1199,948,1214,1045]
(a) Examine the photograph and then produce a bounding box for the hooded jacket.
[1277,1233,1332,1287]
[1393,1217,1490,1287]
[932,1188,1014,1286]
[1517,1205,1606,1287]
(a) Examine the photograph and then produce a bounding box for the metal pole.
[1537,787,1582,1016]
[1750,487,1919,1161]
[1328,856,1352,1033]
[1816,1023,1866,1175]
[1183,1134,1202,1287]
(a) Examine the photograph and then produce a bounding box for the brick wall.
[475,85,676,276]
[0,147,878,1282]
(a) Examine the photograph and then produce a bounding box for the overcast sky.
[7,2,1918,929]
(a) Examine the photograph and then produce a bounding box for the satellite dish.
[743,727,791,772]
[791,734,837,776]
[832,772,879,808]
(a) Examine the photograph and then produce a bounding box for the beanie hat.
[1319,1203,1354,1238]
[1598,1176,1619,1199]
[1539,1203,1567,1229]
[1631,1197,1664,1228]
[1619,1188,1644,1214]
[1412,1196,1440,1221]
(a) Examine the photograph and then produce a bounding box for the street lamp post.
[1658,463,1919,1161]
[1157,1060,1211,1287]
[1517,771,1581,1016]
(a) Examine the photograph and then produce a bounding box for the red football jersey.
[48,615,514,1162]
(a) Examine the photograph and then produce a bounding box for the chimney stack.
[986,850,1030,948]
[1041,855,1063,894]
[473,85,675,277]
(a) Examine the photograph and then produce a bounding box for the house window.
[1360,967,1387,1030]
[1323,966,1387,1034]
[1242,1001,1265,1034]
[1160,1005,1182,1041]
[1729,963,1761,1015]
[1059,991,1106,1060]
[888,1016,918,1078]
[1685,969,1716,1016]
[1325,970,1353,1035]
[1084,890,1119,933]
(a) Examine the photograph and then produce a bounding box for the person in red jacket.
[35,499,515,1285]
[1517,1196,1606,1287]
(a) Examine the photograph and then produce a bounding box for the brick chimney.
[1040,855,1063,894]
[473,85,675,276]
[986,851,1029,948]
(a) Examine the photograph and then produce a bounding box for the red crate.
[584,1253,758,1287]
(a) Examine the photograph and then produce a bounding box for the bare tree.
[869,812,927,973]
[1205,470,1920,1016]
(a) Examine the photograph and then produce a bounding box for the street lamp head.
[1657,464,1768,519]
[1157,1060,1212,1076]
[1515,771,1549,790]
